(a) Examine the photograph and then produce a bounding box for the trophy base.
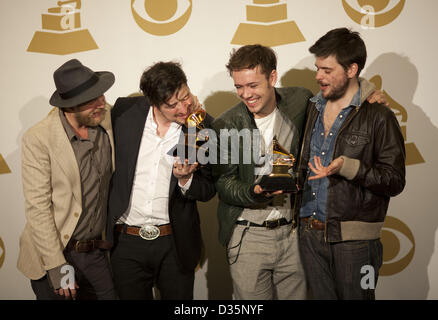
[259,175,297,193]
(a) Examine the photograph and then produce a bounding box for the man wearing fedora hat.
[17,59,117,300]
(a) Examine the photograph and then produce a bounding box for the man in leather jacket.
[295,28,406,299]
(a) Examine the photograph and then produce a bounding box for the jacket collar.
[310,78,375,110]
[49,109,82,205]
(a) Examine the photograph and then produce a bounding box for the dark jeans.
[110,231,194,300]
[31,249,116,300]
[298,223,383,300]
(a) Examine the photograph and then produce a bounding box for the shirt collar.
[311,83,362,112]
[147,107,182,134]
[59,108,78,141]
[59,108,100,142]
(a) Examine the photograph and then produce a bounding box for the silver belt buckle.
[139,224,160,240]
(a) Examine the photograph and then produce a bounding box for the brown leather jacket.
[295,94,406,242]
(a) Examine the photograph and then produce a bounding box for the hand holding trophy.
[258,136,297,193]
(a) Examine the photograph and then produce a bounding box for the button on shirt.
[119,107,191,227]
[299,88,361,222]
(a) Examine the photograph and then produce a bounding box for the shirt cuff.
[179,175,193,194]
[339,156,360,180]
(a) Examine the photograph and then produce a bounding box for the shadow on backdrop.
[363,53,437,299]
[1,96,51,299]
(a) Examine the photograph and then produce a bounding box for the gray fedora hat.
[49,59,115,108]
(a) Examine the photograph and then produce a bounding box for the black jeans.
[298,223,383,300]
[31,249,116,300]
[110,231,194,300]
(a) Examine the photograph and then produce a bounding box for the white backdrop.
[1,0,437,299]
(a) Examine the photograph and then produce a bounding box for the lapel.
[168,126,187,198]
[100,104,115,171]
[276,88,302,122]
[276,88,302,155]
[48,109,82,205]
[122,98,150,185]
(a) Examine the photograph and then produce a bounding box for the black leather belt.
[236,218,291,229]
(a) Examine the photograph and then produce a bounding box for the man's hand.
[173,158,198,186]
[254,184,283,197]
[367,90,389,106]
[308,156,344,180]
[54,282,79,300]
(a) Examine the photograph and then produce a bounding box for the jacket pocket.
[339,132,370,159]
[343,132,370,146]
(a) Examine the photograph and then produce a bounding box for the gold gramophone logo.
[369,75,424,166]
[131,0,193,36]
[0,236,5,269]
[27,0,98,55]
[342,0,406,28]
[231,0,305,47]
[380,216,415,276]
[0,154,11,175]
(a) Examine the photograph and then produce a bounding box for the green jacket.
[211,87,313,246]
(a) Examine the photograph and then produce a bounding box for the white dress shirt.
[118,107,192,226]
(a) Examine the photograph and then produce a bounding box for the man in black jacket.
[296,28,406,299]
[107,62,215,299]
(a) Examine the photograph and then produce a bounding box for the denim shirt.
[299,87,361,222]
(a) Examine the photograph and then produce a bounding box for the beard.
[74,108,106,127]
[321,74,350,101]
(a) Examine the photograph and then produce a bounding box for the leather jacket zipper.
[324,106,360,243]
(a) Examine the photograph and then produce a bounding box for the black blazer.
[107,96,216,272]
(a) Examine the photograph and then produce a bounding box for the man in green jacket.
[212,45,312,299]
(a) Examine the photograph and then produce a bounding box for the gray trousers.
[227,223,307,300]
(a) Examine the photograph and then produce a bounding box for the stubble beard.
[75,108,106,127]
[323,75,350,101]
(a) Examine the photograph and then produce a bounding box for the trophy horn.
[272,136,295,166]
[258,135,298,193]
[186,108,206,130]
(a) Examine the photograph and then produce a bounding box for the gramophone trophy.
[259,136,297,193]
[172,109,209,160]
